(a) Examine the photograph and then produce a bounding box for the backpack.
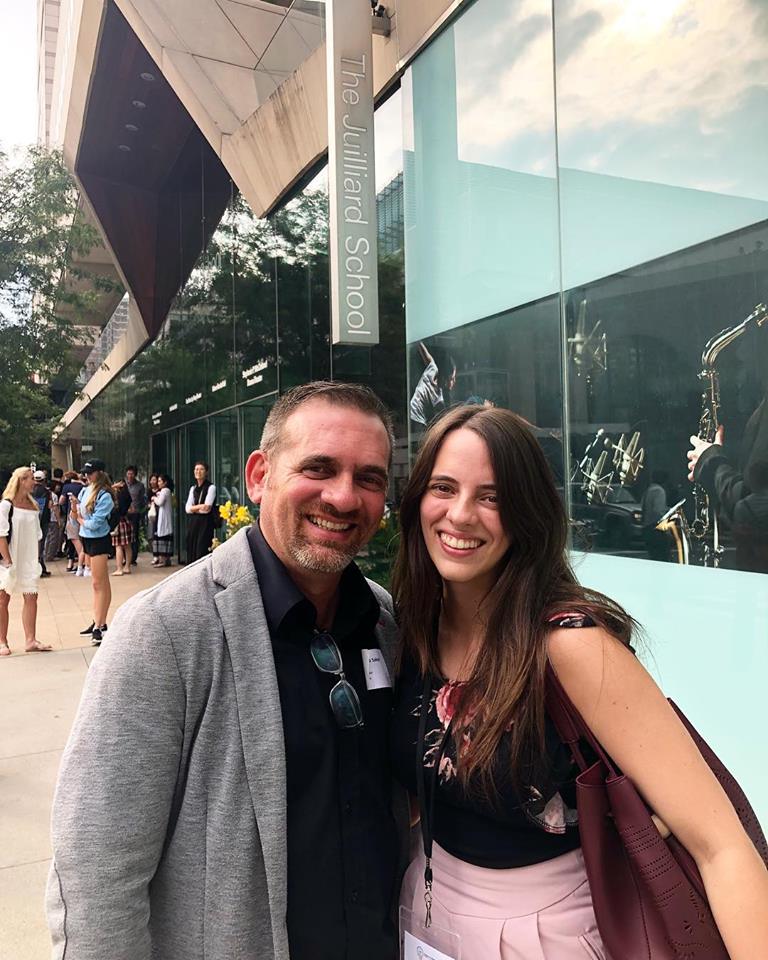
[33,488,51,526]
[107,505,121,534]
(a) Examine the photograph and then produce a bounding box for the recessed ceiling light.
[125,123,139,132]
[140,71,155,82]
[118,144,131,152]
[132,99,146,109]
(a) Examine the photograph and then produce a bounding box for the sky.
[0,2,38,155]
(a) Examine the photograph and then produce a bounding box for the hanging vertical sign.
[327,0,379,345]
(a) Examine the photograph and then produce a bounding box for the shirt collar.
[246,521,380,642]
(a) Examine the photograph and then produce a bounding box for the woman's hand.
[0,558,12,569]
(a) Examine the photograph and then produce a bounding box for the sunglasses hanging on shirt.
[310,631,364,729]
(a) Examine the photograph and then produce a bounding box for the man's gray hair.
[260,381,395,461]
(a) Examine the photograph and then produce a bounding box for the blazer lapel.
[212,530,287,950]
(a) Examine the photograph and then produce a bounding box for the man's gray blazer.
[46,529,405,959]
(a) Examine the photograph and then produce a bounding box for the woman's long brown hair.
[392,406,636,796]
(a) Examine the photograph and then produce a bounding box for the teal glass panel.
[575,550,768,828]
[403,0,560,342]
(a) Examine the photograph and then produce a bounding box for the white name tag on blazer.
[361,648,392,690]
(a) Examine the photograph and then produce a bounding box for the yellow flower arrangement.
[216,499,255,543]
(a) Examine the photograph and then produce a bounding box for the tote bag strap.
[544,662,621,779]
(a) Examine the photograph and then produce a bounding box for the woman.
[110,480,133,576]
[184,461,217,563]
[72,459,114,646]
[146,473,159,545]
[151,474,174,567]
[60,470,84,573]
[0,467,52,655]
[391,406,768,960]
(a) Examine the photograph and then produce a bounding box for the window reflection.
[555,1,768,573]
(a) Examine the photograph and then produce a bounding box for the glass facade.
[61,90,406,563]
[59,1,767,820]
[402,0,768,824]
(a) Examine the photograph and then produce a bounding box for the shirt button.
[351,890,359,903]
[344,802,352,814]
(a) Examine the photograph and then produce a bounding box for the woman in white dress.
[150,474,174,567]
[0,466,52,656]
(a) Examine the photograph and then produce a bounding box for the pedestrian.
[146,473,159,545]
[124,465,146,566]
[71,459,115,646]
[391,405,768,960]
[45,477,64,562]
[59,470,84,572]
[31,469,53,578]
[0,466,52,655]
[184,461,217,562]
[111,480,133,576]
[150,474,174,566]
[47,381,407,960]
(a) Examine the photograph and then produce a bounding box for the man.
[688,406,768,572]
[47,382,406,960]
[124,465,146,565]
[31,469,52,577]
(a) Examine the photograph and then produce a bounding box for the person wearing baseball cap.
[70,459,115,645]
[31,471,53,578]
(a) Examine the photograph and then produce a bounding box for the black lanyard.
[415,671,453,927]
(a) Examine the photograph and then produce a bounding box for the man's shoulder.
[131,533,261,622]
[125,555,223,627]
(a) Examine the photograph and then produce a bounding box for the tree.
[0,147,106,469]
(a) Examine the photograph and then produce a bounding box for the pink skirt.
[400,842,610,960]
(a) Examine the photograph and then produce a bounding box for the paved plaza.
[0,557,174,959]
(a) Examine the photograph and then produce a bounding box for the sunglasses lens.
[311,633,342,673]
[330,681,363,729]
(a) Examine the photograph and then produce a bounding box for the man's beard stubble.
[287,503,362,574]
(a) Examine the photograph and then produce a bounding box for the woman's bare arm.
[549,627,768,960]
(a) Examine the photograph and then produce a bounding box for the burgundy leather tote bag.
[545,665,768,960]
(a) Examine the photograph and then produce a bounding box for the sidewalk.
[0,557,175,960]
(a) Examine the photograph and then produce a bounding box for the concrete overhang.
[110,0,459,217]
[57,195,125,328]
[53,295,150,436]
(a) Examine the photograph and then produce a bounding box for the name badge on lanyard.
[399,672,462,960]
[400,910,461,960]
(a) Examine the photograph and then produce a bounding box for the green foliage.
[0,147,104,468]
[355,510,400,590]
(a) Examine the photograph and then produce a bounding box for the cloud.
[445,0,768,197]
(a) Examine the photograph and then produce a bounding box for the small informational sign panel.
[327,0,379,345]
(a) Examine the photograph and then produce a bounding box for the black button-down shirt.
[246,524,398,960]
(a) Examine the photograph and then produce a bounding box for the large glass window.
[401,0,768,828]
[555,1,768,576]
[403,0,564,481]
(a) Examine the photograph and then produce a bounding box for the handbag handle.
[545,662,621,780]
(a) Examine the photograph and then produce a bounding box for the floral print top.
[391,612,596,868]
